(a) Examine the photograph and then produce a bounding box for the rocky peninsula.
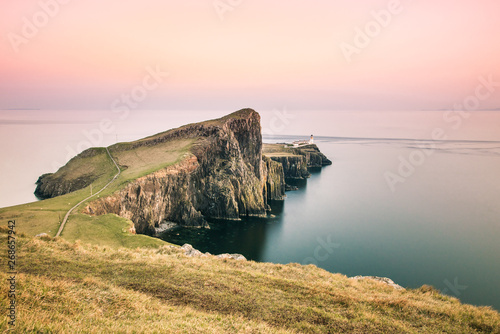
[34,109,331,236]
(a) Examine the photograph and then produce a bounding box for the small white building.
[292,135,314,147]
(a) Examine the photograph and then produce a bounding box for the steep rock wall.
[267,145,332,180]
[263,156,286,201]
[84,109,286,234]
[295,145,332,168]
[269,156,310,180]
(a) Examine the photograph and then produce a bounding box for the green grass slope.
[1,230,499,333]
[0,136,194,247]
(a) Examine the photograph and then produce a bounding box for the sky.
[1,1,500,207]
[1,0,500,112]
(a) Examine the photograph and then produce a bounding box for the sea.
[1,109,499,310]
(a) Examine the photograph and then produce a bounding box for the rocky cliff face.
[267,145,332,180]
[35,173,91,200]
[84,109,287,234]
[34,148,106,199]
[298,145,332,168]
[268,156,310,179]
[36,109,331,236]
[263,156,286,201]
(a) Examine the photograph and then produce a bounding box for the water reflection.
[160,169,321,260]
[160,165,327,261]
[160,200,286,261]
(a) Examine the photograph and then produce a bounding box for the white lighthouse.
[309,134,314,144]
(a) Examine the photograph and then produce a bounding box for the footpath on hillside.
[55,147,120,237]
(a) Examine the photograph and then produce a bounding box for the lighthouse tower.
[309,134,314,144]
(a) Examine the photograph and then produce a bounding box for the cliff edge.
[263,143,332,180]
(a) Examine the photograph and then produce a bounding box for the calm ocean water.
[162,135,500,310]
[1,110,499,309]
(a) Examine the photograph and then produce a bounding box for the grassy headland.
[0,136,194,246]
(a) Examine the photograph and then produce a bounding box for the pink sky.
[1,0,500,111]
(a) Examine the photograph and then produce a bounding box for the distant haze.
[1,1,500,111]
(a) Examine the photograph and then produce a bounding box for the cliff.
[263,156,286,201]
[34,148,110,199]
[263,143,332,180]
[34,109,330,235]
[81,109,288,234]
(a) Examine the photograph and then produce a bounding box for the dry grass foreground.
[1,229,499,333]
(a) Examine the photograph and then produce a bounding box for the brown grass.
[1,231,498,333]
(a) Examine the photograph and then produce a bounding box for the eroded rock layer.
[36,109,331,235]
[84,109,287,234]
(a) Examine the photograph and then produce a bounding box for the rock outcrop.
[34,148,110,199]
[263,156,286,201]
[350,276,405,290]
[300,145,332,168]
[263,144,332,180]
[268,155,311,179]
[181,243,247,260]
[84,109,288,234]
[35,109,331,236]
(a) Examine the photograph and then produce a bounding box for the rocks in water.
[154,221,178,235]
[350,276,405,290]
[285,184,299,191]
[181,244,246,261]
